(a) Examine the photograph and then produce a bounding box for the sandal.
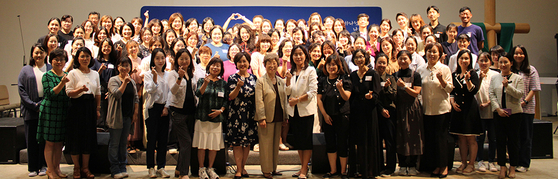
[456,164,466,174]
[279,143,289,150]
[298,173,307,179]
[322,172,338,178]
[462,165,476,175]
[263,173,273,179]
[80,168,94,179]
[72,167,80,179]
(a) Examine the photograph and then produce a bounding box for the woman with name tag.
[489,55,524,179]
[91,38,118,129]
[374,53,397,177]
[393,50,424,176]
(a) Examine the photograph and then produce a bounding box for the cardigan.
[18,64,52,121]
[107,76,139,129]
[489,73,525,115]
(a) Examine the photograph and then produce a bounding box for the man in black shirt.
[427,6,447,43]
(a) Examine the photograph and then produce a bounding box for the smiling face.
[264,58,278,74]
[326,61,339,75]
[323,44,334,58]
[253,17,263,30]
[177,52,191,69]
[353,51,366,67]
[32,47,46,67]
[498,56,512,73]
[151,41,163,51]
[62,18,73,31]
[47,36,58,50]
[478,54,491,70]
[405,39,417,54]
[261,21,272,34]
[151,24,161,35]
[101,41,112,56]
[292,30,303,43]
[209,62,222,76]
[460,10,472,24]
[411,19,421,31]
[154,51,166,69]
[187,35,197,47]
[368,27,380,41]
[446,28,457,40]
[354,38,366,50]
[260,41,271,52]
[458,52,471,70]
[118,61,130,75]
[240,27,250,42]
[48,20,60,34]
[292,48,306,67]
[428,9,439,22]
[282,41,293,58]
[122,25,133,39]
[114,18,124,30]
[132,21,142,35]
[324,18,334,30]
[421,28,432,40]
[381,41,393,55]
[203,21,213,33]
[51,56,66,71]
[97,29,107,41]
[102,19,112,31]
[188,21,198,33]
[397,53,411,69]
[425,36,437,45]
[310,15,320,24]
[78,51,91,68]
[513,48,525,64]
[229,46,240,60]
[426,46,441,64]
[71,40,85,55]
[142,30,153,44]
[310,47,321,60]
[393,31,404,44]
[211,28,222,42]
[380,21,390,34]
[200,52,211,65]
[236,56,249,72]
[375,56,387,73]
[166,32,176,45]
[173,41,185,54]
[397,15,408,28]
[271,31,280,45]
[84,21,93,36]
[286,22,296,34]
[275,20,285,32]
[358,17,369,28]
[74,28,85,39]
[339,35,349,46]
[334,21,344,34]
[127,43,139,57]
[457,39,470,50]
[172,18,182,31]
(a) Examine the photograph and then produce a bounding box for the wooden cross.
[453,0,530,49]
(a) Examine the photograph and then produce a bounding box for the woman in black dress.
[348,49,382,178]
[449,49,482,175]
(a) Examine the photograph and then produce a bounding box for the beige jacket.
[489,73,525,114]
[255,73,288,122]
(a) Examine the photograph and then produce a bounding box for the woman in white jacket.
[285,45,318,179]
[143,48,171,178]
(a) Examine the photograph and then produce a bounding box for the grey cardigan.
[489,73,524,114]
[107,76,139,129]
[18,64,52,121]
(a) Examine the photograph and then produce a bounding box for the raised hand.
[479,70,486,81]
[124,74,132,84]
[396,78,405,87]
[237,78,245,87]
[335,79,343,89]
[364,90,373,99]
[98,63,107,73]
[144,10,149,19]
[60,74,70,84]
[178,66,186,78]
[464,71,471,81]
[384,78,391,88]
[502,76,509,88]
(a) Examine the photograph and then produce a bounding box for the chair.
[0,85,20,117]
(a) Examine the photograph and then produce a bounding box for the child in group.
[448,34,478,73]
[442,24,458,65]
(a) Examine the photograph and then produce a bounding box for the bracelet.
[523,99,529,104]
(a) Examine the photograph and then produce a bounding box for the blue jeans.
[108,117,131,175]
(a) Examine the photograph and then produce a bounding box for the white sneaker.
[477,161,487,172]
[158,168,171,178]
[207,168,219,179]
[148,168,157,178]
[253,144,260,152]
[199,167,209,179]
[113,173,125,179]
[38,167,47,176]
[169,148,178,154]
[516,166,528,172]
[407,167,418,176]
[28,171,38,177]
[488,162,498,172]
[397,167,408,176]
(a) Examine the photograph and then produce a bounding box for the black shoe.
[271,171,282,176]
[322,172,338,178]
[242,173,249,177]
[233,176,242,179]
[380,170,393,177]
[341,173,349,179]
[430,173,440,177]
[439,174,448,178]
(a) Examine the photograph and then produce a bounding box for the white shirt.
[33,65,47,97]
[66,69,101,98]
[448,49,478,73]
[142,70,169,120]
[166,70,199,108]
[285,66,318,117]
[250,52,266,78]
[475,69,499,119]
[410,52,425,72]
[417,61,454,115]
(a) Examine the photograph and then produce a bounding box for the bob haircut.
[455,49,473,74]
[323,54,346,76]
[120,22,135,37]
[233,52,252,69]
[509,45,531,74]
[205,57,225,77]
[150,48,167,72]
[208,25,224,40]
[424,42,444,61]
[149,36,165,50]
[96,38,118,63]
[290,45,310,73]
[29,43,47,66]
[115,56,133,76]
[73,47,94,69]
[173,48,194,77]
[352,49,371,65]
[292,27,307,43]
[147,19,164,34]
[48,48,68,64]
[337,30,352,44]
[380,19,392,31]
[278,39,293,58]
[456,33,470,42]
[198,46,212,56]
[255,34,272,53]
[227,44,242,60]
[490,45,505,57]
[202,17,215,33]
[263,53,280,68]
[446,23,458,32]
[321,40,336,56]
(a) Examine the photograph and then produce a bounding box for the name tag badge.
[218,91,224,98]
[405,83,412,88]
[107,64,114,69]
[365,76,372,81]
[380,82,386,86]
[435,34,440,38]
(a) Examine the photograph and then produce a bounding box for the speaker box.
[0,118,25,163]
[532,119,553,159]
[90,132,111,174]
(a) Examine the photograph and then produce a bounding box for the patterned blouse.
[195,78,229,122]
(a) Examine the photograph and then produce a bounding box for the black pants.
[422,113,450,169]
[169,109,195,175]
[495,113,521,166]
[322,114,350,157]
[146,103,170,169]
[378,107,396,172]
[477,119,497,162]
[25,119,45,172]
[398,154,418,167]
[518,113,534,168]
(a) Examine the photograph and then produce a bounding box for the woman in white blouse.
[416,43,454,177]
[285,45,318,179]
[142,48,171,178]
[65,47,101,179]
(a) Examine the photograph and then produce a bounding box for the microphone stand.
[18,15,26,66]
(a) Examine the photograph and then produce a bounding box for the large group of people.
[18,4,541,179]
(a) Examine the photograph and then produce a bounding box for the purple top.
[457,24,484,55]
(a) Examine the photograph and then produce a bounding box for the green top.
[195,78,229,122]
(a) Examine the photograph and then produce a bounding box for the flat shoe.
[271,171,282,176]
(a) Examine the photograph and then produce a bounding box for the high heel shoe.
[72,167,81,179]
[47,171,61,179]
[80,168,94,179]
[498,168,507,179]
